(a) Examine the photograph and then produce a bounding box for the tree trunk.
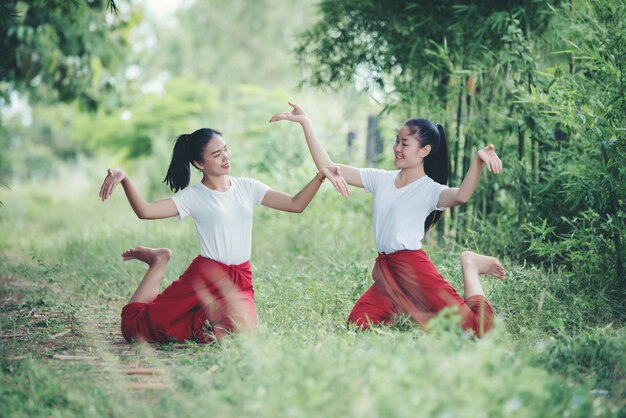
[366,115,382,165]
[517,126,526,225]
[458,76,475,240]
[450,79,464,227]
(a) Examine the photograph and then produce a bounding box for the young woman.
[99,127,342,343]
[270,103,505,337]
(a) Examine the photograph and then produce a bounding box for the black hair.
[163,128,222,192]
[404,118,450,232]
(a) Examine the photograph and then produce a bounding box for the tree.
[0,0,125,110]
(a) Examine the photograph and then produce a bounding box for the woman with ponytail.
[98,128,343,343]
[270,103,504,337]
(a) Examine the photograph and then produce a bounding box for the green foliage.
[296,0,558,107]
[71,77,218,159]
[0,0,128,108]
[1,170,625,416]
[297,0,626,296]
[537,326,626,394]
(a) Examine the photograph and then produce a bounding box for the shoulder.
[424,176,448,194]
[172,183,202,197]
[360,168,396,181]
[360,168,394,175]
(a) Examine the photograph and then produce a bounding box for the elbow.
[136,210,150,220]
[456,196,469,205]
[292,206,305,214]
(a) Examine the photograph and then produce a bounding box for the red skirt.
[348,250,494,337]
[121,256,256,343]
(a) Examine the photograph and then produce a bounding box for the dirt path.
[1,277,183,392]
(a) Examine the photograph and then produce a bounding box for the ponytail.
[423,124,449,232]
[163,128,222,192]
[404,119,450,233]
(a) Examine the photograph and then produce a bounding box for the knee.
[460,251,473,267]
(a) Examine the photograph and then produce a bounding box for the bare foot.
[121,246,172,265]
[461,251,505,280]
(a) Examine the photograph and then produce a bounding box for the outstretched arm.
[437,144,503,208]
[99,169,178,220]
[270,102,364,190]
[261,167,343,212]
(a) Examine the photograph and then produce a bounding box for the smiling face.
[193,134,231,175]
[393,125,431,169]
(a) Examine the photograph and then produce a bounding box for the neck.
[397,164,426,183]
[201,173,230,191]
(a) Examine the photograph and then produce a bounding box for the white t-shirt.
[170,176,269,265]
[360,169,448,254]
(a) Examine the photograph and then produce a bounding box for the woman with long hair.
[99,127,343,343]
[270,103,505,337]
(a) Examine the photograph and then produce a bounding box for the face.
[393,125,431,169]
[194,135,231,175]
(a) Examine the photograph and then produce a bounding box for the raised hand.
[269,101,309,124]
[99,168,127,201]
[477,144,503,174]
[321,166,350,198]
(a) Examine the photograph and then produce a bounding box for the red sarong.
[121,256,255,343]
[348,250,494,337]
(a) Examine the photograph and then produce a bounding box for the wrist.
[316,171,325,182]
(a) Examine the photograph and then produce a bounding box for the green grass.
[0,167,624,417]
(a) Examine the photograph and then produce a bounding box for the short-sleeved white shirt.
[170,176,269,265]
[360,169,448,254]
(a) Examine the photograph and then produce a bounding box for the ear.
[419,144,432,158]
[192,161,203,170]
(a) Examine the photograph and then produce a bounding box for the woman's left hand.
[477,144,503,174]
[321,166,350,197]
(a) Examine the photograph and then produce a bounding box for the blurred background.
[1,1,624,295]
[0,1,624,416]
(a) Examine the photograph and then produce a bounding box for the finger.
[333,179,349,198]
[331,180,342,196]
[334,177,348,197]
[99,181,106,200]
[491,157,499,173]
[269,113,288,122]
[488,144,494,151]
[107,181,117,198]
[492,159,499,174]
[104,182,112,199]
[102,179,113,201]
[340,179,350,197]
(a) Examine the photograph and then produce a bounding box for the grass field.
[1,165,624,418]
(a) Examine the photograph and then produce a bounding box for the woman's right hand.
[99,168,127,201]
[269,101,309,125]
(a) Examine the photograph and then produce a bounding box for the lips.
[222,163,230,169]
